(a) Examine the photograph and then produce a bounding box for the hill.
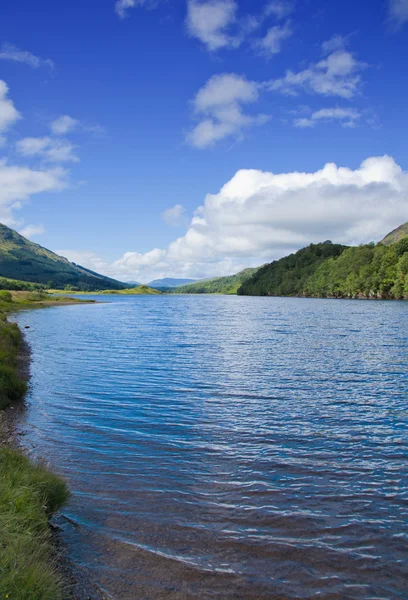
[380,222,408,246]
[0,223,126,291]
[302,237,408,299]
[238,224,408,299]
[147,278,197,289]
[174,268,261,294]
[238,242,347,296]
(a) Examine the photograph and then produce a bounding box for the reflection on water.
[15,296,408,599]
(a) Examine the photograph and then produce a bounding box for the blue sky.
[1,0,408,282]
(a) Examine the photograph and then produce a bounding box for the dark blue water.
[15,296,408,599]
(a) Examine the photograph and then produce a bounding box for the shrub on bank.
[0,317,27,409]
[0,449,70,600]
[0,290,12,302]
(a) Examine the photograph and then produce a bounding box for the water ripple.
[16,295,408,599]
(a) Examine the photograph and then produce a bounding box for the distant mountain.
[174,268,261,295]
[380,222,408,246]
[147,278,197,289]
[0,223,127,291]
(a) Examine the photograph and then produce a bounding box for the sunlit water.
[15,296,408,599]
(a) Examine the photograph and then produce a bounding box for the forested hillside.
[238,243,347,296]
[238,225,408,300]
[174,268,260,294]
[303,238,408,299]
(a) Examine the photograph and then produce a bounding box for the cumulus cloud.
[389,0,408,25]
[294,107,361,128]
[50,115,79,135]
[0,43,54,70]
[186,0,294,53]
[186,0,239,51]
[19,224,45,238]
[62,156,408,282]
[0,159,67,226]
[187,73,269,148]
[268,48,366,98]
[16,137,79,163]
[256,21,292,57]
[0,80,21,133]
[162,204,187,226]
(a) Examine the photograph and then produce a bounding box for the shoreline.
[0,294,107,600]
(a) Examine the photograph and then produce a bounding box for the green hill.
[0,223,126,291]
[238,242,347,296]
[174,268,261,294]
[238,224,408,299]
[380,222,408,246]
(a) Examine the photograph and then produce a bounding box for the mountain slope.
[174,268,261,294]
[0,223,126,291]
[380,222,408,246]
[148,278,197,289]
[238,243,348,296]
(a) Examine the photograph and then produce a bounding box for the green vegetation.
[49,284,162,295]
[380,221,408,246]
[304,238,408,299]
[239,226,408,299]
[0,449,69,600]
[174,268,261,294]
[0,308,27,409]
[107,284,161,295]
[1,276,46,292]
[238,243,347,296]
[0,222,127,291]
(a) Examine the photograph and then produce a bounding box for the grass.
[0,449,70,600]
[0,290,89,599]
[48,284,162,295]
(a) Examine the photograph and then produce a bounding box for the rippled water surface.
[15,296,408,599]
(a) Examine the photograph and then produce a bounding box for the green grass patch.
[0,449,70,600]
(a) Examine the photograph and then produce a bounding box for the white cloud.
[62,156,408,283]
[294,107,361,128]
[264,1,293,19]
[162,204,187,226]
[19,224,45,238]
[0,159,67,226]
[321,34,347,55]
[389,0,408,25]
[187,73,269,148]
[50,115,79,135]
[268,49,366,98]
[16,137,79,163]
[186,0,239,51]
[115,0,159,19]
[256,21,292,57]
[0,80,21,133]
[0,43,54,70]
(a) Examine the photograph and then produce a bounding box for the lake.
[15,295,408,599]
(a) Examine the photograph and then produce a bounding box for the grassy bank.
[0,449,69,599]
[0,291,91,599]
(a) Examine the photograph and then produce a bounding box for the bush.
[26,291,49,302]
[0,364,27,409]
[0,290,12,302]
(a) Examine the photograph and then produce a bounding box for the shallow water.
[15,296,408,599]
